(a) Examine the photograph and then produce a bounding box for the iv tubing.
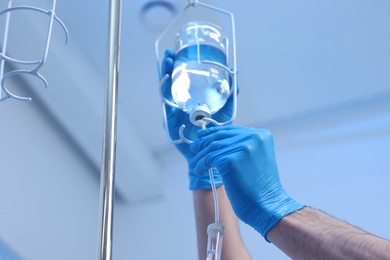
[97,0,122,259]
[208,167,220,223]
[200,124,223,260]
[200,122,220,224]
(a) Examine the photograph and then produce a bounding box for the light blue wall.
[0,239,20,260]
[0,96,100,259]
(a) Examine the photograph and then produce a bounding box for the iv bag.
[171,21,231,123]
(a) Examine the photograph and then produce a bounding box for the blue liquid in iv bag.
[171,45,230,115]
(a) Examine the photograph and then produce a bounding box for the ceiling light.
[138,0,179,31]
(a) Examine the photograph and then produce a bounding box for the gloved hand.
[189,125,304,239]
[161,49,234,190]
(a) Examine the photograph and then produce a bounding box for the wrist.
[256,191,305,241]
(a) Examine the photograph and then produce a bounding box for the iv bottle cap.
[190,104,212,126]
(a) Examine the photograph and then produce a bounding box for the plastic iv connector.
[207,222,224,260]
[0,0,69,101]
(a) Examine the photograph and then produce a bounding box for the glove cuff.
[255,193,305,242]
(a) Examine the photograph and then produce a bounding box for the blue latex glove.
[161,49,235,190]
[189,125,304,239]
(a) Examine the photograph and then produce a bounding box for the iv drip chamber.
[206,222,224,260]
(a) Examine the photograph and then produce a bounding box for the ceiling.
[1,0,389,201]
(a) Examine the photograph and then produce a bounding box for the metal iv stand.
[97,0,122,259]
[0,0,121,258]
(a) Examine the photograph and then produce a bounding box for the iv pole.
[98,0,122,259]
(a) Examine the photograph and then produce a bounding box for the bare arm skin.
[267,207,390,260]
[193,185,252,260]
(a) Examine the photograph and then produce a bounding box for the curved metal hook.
[169,124,193,144]
[159,74,180,109]
[202,59,237,99]
[0,52,41,65]
[202,60,236,75]
[0,6,69,45]
[0,0,69,102]
[178,124,193,144]
[1,69,48,101]
[53,14,70,44]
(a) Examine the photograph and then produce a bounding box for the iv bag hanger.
[0,0,69,101]
[155,0,238,144]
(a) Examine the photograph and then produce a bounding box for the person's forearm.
[193,185,251,260]
[267,207,390,260]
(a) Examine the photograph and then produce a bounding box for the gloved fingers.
[197,126,273,147]
[190,145,233,175]
[164,104,189,137]
[161,49,184,124]
[161,58,173,78]
[161,62,174,103]
[164,103,180,122]
[190,127,243,154]
[164,49,175,59]
[189,126,276,174]
[192,141,251,177]
[192,125,259,152]
[189,133,249,174]
[161,49,174,77]
[197,125,253,138]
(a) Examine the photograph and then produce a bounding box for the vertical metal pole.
[98,0,122,259]
[0,0,12,100]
